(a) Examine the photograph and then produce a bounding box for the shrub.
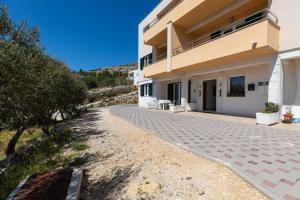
[263,102,280,113]
[70,142,89,151]
[0,129,72,199]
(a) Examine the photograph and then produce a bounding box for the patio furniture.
[187,103,197,111]
[158,100,171,110]
[169,104,186,113]
[146,99,159,109]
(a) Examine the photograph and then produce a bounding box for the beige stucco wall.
[269,0,300,52]
[172,20,279,71]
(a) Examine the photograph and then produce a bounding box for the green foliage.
[83,75,98,89]
[0,4,88,156]
[0,128,43,159]
[70,142,89,151]
[0,129,74,200]
[263,102,280,113]
[78,69,132,89]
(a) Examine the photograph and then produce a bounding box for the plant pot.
[283,114,293,121]
[256,112,280,125]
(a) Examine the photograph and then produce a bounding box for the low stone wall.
[87,91,138,108]
[88,85,137,103]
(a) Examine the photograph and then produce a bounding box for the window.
[140,83,153,97]
[210,30,222,40]
[236,11,264,30]
[228,76,245,97]
[140,53,153,71]
[188,80,192,103]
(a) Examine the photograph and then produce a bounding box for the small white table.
[158,100,171,110]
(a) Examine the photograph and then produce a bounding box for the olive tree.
[35,57,87,135]
[0,5,87,156]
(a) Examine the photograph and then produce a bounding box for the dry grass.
[0,128,43,160]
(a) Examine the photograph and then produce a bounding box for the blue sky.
[2,0,160,71]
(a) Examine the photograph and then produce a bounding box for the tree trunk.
[60,109,65,120]
[5,126,26,156]
[42,123,51,136]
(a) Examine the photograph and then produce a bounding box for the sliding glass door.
[167,82,181,105]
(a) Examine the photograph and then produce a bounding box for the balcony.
[143,0,183,33]
[172,9,279,71]
[143,0,238,45]
[144,9,280,78]
[144,58,167,78]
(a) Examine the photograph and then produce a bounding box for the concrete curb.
[5,168,83,200]
[5,176,29,200]
[66,168,83,200]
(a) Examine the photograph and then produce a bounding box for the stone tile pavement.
[110,105,300,200]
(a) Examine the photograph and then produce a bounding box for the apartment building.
[138,0,300,118]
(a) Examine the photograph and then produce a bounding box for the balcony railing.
[173,9,278,56]
[145,53,167,67]
[143,0,184,33]
[156,53,167,62]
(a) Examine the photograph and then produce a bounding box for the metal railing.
[155,53,167,62]
[145,53,167,67]
[173,9,278,56]
[143,0,184,33]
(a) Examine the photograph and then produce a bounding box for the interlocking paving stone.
[110,105,300,199]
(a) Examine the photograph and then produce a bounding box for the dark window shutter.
[140,58,144,71]
[149,53,153,65]
[140,85,144,97]
[149,83,153,96]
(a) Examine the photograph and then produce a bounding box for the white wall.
[195,65,269,117]
[138,0,172,107]
[138,0,172,81]
[294,59,300,104]
[269,0,300,52]
[282,60,297,105]
[283,59,300,105]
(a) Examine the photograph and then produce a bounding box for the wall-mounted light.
[252,39,257,49]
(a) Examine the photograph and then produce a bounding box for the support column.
[167,21,173,72]
[181,74,188,109]
[268,55,283,105]
[153,46,157,62]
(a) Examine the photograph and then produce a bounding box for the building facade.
[138,0,300,118]
[128,69,139,85]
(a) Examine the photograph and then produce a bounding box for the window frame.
[140,83,153,97]
[227,75,246,97]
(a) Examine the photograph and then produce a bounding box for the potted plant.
[256,102,280,125]
[282,111,294,124]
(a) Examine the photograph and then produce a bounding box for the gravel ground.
[74,107,268,200]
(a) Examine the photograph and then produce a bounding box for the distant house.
[128,69,139,86]
[138,0,300,118]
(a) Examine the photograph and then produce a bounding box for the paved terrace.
[110,105,300,200]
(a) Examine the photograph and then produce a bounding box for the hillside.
[88,63,138,73]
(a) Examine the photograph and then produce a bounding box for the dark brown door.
[203,81,207,110]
